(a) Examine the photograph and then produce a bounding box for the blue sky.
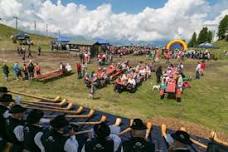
[54,0,220,13]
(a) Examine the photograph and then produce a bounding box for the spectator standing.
[79,52,84,63]
[2,63,9,81]
[81,62,87,77]
[13,62,22,80]
[38,46,41,56]
[195,62,201,79]
[200,60,206,76]
[155,66,163,84]
[22,63,29,80]
[34,63,41,77]
[27,45,33,58]
[27,60,34,80]
[76,63,82,79]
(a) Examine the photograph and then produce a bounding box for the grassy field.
[0,24,228,136]
[0,56,228,135]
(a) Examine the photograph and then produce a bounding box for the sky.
[0,0,228,42]
[59,0,220,14]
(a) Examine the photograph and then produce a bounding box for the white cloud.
[0,0,227,41]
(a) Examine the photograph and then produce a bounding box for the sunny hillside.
[0,23,53,51]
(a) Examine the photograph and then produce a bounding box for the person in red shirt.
[34,62,41,77]
[76,63,82,79]
[200,60,206,76]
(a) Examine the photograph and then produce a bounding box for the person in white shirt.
[65,63,72,72]
[195,62,201,79]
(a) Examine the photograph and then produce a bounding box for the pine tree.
[207,31,213,43]
[188,32,197,47]
[197,27,208,44]
[218,15,228,40]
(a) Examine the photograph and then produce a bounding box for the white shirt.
[196,64,201,71]
[34,132,45,152]
[14,125,24,142]
[128,79,136,86]
[35,133,79,152]
[64,135,79,152]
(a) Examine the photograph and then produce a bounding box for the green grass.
[0,58,228,135]
[0,23,228,135]
[0,23,53,51]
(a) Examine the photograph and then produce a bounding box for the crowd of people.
[1,87,226,152]
[2,60,41,81]
[157,63,187,101]
[115,61,153,93]
[16,45,42,61]
[185,50,211,60]
[0,88,156,152]
[79,50,91,64]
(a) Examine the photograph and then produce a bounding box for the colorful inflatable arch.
[166,39,188,51]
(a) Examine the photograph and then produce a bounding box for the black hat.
[0,105,8,114]
[130,119,147,130]
[94,122,110,138]
[171,130,193,145]
[26,109,44,124]
[0,87,8,93]
[10,104,26,114]
[0,94,14,103]
[50,115,69,129]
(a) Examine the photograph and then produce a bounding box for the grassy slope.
[0,58,228,134]
[0,24,52,51]
[0,24,228,134]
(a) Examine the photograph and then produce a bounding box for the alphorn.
[22,99,67,107]
[70,115,107,125]
[118,119,133,136]
[23,104,83,115]
[145,120,153,140]
[9,90,61,103]
[22,102,73,110]
[162,124,208,149]
[180,127,208,149]
[118,119,152,140]
[43,109,95,119]
[73,117,122,135]
[65,109,95,118]
[210,131,228,147]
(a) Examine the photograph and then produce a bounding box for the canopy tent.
[198,42,215,48]
[15,32,30,40]
[94,38,110,45]
[69,39,96,46]
[55,35,70,43]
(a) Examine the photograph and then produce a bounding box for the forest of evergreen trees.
[188,15,228,47]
